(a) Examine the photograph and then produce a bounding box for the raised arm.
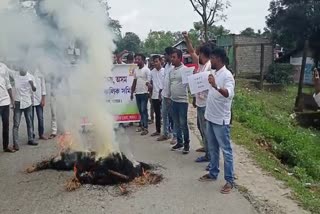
[182,31,199,65]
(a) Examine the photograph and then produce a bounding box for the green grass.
[232,79,320,213]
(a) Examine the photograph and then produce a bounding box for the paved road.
[0,106,256,214]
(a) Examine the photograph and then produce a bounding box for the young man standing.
[130,54,151,136]
[183,32,213,163]
[0,62,15,153]
[10,67,37,150]
[199,48,235,195]
[32,67,47,140]
[157,47,176,142]
[168,49,190,154]
[150,55,164,137]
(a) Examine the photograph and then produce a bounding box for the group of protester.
[0,63,58,153]
[121,32,236,194]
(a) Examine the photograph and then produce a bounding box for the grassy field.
[232,79,320,213]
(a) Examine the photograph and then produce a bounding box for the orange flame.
[57,132,74,152]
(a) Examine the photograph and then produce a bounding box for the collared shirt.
[9,70,35,109]
[205,66,235,125]
[162,63,174,98]
[133,66,151,94]
[169,64,189,103]
[195,60,211,107]
[0,63,12,107]
[32,69,46,106]
[150,67,164,100]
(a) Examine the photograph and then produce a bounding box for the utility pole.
[295,40,309,109]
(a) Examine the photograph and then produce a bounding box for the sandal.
[199,174,216,182]
[220,182,234,194]
[196,147,205,153]
[49,134,56,139]
[195,156,209,163]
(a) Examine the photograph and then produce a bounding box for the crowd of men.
[0,63,59,153]
[115,32,236,194]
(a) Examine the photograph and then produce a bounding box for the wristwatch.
[213,85,220,90]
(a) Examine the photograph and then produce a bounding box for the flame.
[57,132,74,152]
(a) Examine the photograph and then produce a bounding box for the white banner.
[181,66,195,84]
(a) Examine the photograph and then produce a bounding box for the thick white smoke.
[0,0,118,157]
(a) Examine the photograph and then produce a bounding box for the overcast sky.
[108,0,271,40]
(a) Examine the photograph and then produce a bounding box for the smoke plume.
[0,0,118,157]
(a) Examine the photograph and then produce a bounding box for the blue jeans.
[206,121,234,184]
[162,97,176,137]
[197,107,209,159]
[135,94,148,129]
[32,105,44,138]
[172,101,189,148]
[13,102,34,147]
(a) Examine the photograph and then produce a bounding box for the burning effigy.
[26,135,163,192]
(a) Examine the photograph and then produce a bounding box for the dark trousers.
[32,105,44,138]
[136,94,149,129]
[152,99,161,133]
[0,105,10,150]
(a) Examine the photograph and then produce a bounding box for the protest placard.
[181,66,195,84]
[188,71,211,95]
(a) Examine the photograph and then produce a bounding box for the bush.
[266,63,294,85]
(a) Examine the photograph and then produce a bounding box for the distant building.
[217,34,273,78]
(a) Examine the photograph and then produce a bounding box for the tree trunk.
[203,21,208,42]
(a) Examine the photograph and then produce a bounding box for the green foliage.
[265,63,294,85]
[143,31,175,55]
[116,32,141,53]
[233,89,320,181]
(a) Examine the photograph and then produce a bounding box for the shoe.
[151,132,160,137]
[195,156,209,163]
[3,148,16,153]
[157,135,170,141]
[141,129,149,136]
[39,135,48,140]
[182,147,190,154]
[136,127,142,132]
[49,134,57,139]
[196,147,205,153]
[13,145,20,151]
[28,141,38,146]
[171,143,183,151]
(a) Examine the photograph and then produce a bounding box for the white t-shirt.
[196,61,211,108]
[162,63,174,98]
[134,66,151,94]
[0,63,12,107]
[151,67,165,100]
[12,72,35,109]
[314,93,320,107]
[32,69,46,106]
[205,66,235,125]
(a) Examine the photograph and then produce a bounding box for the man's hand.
[182,31,189,40]
[130,94,134,101]
[41,98,46,107]
[11,99,15,109]
[208,74,217,88]
[192,97,197,108]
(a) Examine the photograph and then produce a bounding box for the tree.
[109,19,122,39]
[193,21,230,40]
[143,31,175,55]
[116,32,141,53]
[240,27,256,37]
[189,0,230,41]
[266,0,320,59]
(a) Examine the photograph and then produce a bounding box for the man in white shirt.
[0,62,15,153]
[168,49,190,154]
[32,67,47,140]
[10,67,37,150]
[149,55,165,136]
[313,68,320,107]
[199,48,235,195]
[130,54,151,136]
[184,31,214,163]
[157,47,176,143]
